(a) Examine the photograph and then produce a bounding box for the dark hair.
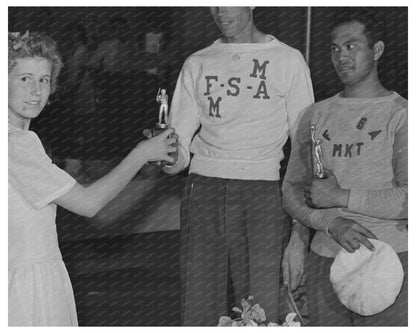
[331,8,385,48]
[8,31,64,93]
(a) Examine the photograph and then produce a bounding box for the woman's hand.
[139,128,178,164]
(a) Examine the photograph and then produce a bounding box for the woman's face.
[8,57,52,129]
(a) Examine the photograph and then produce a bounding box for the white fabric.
[330,239,404,316]
[168,34,314,180]
[8,123,78,326]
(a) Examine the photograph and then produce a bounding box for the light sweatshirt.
[282,92,408,257]
[165,35,314,180]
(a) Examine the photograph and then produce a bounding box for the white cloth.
[8,123,77,326]
[330,239,404,316]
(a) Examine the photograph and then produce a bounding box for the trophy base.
[151,126,166,137]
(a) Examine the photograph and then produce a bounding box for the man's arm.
[285,50,315,140]
[347,112,407,219]
[282,107,341,233]
[282,220,310,291]
[282,107,377,253]
[307,111,407,220]
[162,59,201,176]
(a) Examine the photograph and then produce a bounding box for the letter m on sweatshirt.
[208,96,222,118]
[250,59,269,79]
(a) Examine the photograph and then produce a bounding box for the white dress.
[8,123,78,326]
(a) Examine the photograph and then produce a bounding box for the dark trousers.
[180,173,291,326]
[307,250,408,326]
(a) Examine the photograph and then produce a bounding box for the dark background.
[8,7,408,326]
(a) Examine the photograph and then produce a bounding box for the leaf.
[285,313,298,323]
[251,304,266,322]
[218,316,233,327]
[283,313,301,326]
[241,298,251,312]
[283,321,301,327]
[246,319,258,327]
[232,306,242,313]
[268,322,280,327]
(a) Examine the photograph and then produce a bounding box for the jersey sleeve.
[285,50,315,140]
[9,130,76,209]
[347,106,408,219]
[282,106,342,232]
[164,58,201,174]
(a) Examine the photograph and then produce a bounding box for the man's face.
[330,21,377,87]
[210,7,253,40]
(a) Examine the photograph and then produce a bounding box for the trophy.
[152,87,169,136]
[310,124,327,179]
[149,88,175,166]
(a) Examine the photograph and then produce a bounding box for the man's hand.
[282,223,309,291]
[328,217,377,253]
[304,169,350,208]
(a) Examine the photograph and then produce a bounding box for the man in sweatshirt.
[282,9,407,326]
[163,7,314,326]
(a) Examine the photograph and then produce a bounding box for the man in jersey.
[282,9,407,326]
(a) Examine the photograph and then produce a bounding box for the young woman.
[8,31,177,326]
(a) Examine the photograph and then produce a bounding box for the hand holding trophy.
[310,124,327,179]
[144,88,178,166]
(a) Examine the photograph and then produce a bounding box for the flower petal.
[218,316,233,326]
[285,313,298,323]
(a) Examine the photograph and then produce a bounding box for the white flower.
[218,316,234,327]
[282,313,301,327]
[218,296,301,327]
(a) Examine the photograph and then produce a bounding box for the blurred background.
[8,6,407,326]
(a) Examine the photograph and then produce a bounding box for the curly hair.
[8,31,64,93]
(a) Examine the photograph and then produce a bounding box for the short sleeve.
[9,130,76,209]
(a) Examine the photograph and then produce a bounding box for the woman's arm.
[54,129,177,217]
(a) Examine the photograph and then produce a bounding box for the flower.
[217,296,301,327]
[282,313,301,327]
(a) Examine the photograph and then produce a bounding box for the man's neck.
[342,83,390,98]
[223,27,266,44]
[341,71,390,98]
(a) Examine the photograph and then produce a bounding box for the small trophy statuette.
[155,88,169,132]
[310,124,327,179]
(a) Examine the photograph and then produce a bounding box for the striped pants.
[180,174,291,326]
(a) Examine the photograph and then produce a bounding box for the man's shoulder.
[390,92,407,111]
[182,44,217,67]
[268,36,299,51]
[312,94,339,110]
[266,36,305,60]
